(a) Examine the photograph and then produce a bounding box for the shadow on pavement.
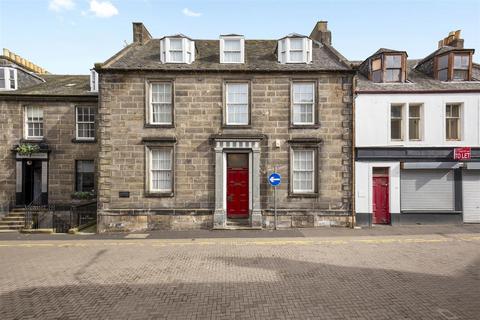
[1,255,479,319]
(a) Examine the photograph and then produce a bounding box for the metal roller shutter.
[401,169,455,211]
[463,170,480,223]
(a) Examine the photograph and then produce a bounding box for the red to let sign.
[454,147,471,160]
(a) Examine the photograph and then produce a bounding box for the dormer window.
[220,35,244,63]
[0,67,17,90]
[370,53,406,83]
[435,52,472,81]
[160,36,195,64]
[278,35,312,64]
[90,70,99,92]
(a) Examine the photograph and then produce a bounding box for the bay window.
[0,67,17,90]
[160,36,195,64]
[277,36,312,64]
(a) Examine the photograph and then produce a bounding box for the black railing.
[24,194,54,229]
[25,197,97,233]
[69,201,97,231]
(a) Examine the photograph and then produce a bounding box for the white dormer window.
[160,36,195,64]
[278,36,312,64]
[0,67,17,90]
[90,70,99,92]
[220,35,245,63]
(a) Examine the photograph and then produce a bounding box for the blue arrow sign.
[268,173,281,186]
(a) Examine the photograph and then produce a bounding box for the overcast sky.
[0,0,479,74]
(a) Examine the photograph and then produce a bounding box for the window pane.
[409,105,420,117]
[438,69,448,81]
[290,38,303,50]
[438,55,449,70]
[289,51,303,62]
[454,55,469,69]
[453,70,468,81]
[76,160,94,192]
[372,70,382,82]
[385,69,401,82]
[224,39,241,51]
[170,39,182,50]
[227,83,248,103]
[293,83,314,103]
[0,78,4,88]
[409,119,420,140]
[391,120,402,140]
[391,105,402,118]
[224,52,241,63]
[372,58,381,71]
[385,55,402,68]
[170,51,183,62]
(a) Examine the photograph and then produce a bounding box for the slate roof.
[100,39,351,72]
[0,75,97,97]
[416,46,474,68]
[355,60,480,92]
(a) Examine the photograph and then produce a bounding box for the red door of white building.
[372,175,390,224]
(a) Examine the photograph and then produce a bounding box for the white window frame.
[76,106,96,140]
[90,70,98,92]
[291,149,316,194]
[0,67,18,91]
[278,37,312,64]
[291,81,315,125]
[445,103,462,141]
[24,106,43,140]
[147,147,173,193]
[225,82,249,126]
[160,37,195,64]
[220,36,245,64]
[390,103,405,141]
[148,81,173,125]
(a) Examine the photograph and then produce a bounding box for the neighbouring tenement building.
[354,31,480,225]
[95,21,354,231]
[0,49,98,230]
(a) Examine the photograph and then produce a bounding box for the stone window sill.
[71,138,97,144]
[144,192,174,198]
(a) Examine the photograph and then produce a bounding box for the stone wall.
[98,71,353,231]
[0,98,98,213]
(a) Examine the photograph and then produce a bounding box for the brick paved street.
[0,228,479,319]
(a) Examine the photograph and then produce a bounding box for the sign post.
[268,171,281,230]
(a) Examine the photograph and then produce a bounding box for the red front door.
[372,176,390,224]
[226,154,249,219]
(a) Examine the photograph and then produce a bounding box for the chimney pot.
[438,30,464,49]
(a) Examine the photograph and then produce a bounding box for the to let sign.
[454,147,471,160]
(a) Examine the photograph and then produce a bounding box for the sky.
[0,0,479,74]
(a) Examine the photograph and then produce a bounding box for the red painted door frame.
[372,176,390,224]
[226,155,249,219]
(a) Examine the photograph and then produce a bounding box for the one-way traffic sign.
[268,173,281,186]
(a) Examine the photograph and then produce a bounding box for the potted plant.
[71,191,96,203]
[16,143,40,156]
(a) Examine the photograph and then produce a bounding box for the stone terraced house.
[94,21,354,231]
[0,49,98,231]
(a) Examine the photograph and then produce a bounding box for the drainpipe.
[351,74,357,228]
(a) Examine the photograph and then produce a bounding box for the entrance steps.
[0,208,25,231]
[220,218,262,230]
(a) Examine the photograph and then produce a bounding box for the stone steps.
[0,209,26,230]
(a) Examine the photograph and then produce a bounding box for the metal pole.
[274,165,277,230]
[274,186,277,230]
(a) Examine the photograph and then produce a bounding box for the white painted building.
[354,32,480,225]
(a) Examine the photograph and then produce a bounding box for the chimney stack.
[133,22,152,45]
[438,30,464,49]
[309,21,332,45]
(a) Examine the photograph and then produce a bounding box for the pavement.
[0,225,479,319]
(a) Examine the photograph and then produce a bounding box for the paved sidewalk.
[0,228,479,319]
[0,224,479,241]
